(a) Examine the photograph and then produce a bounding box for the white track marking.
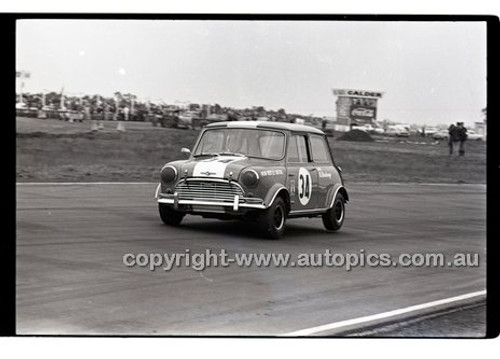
[284,290,486,336]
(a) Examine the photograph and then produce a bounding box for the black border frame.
[4,13,499,339]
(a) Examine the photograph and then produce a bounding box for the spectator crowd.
[16,91,327,130]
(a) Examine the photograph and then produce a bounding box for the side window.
[310,135,331,163]
[258,133,285,159]
[287,135,309,163]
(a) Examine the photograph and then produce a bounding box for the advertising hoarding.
[350,105,377,122]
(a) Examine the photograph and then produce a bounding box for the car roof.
[205,121,325,135]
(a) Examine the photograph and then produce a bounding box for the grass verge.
[16,117,486,183]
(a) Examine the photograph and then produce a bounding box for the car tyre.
[259,197,287,239]
[322,192,345,231]
[159,203,185,226]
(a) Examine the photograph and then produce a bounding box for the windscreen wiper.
[193,152,219,158]
[218,151,245,157]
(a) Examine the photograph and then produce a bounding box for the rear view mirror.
[181,148,191,156]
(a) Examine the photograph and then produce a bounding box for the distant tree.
[45,92,61,107]
[254,106,266,116]
[277,108,287,121]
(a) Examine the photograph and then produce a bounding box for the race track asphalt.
[16,183,486,336]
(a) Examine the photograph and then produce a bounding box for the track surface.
[16,183,486,336]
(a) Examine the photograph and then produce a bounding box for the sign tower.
[332,88,384,128]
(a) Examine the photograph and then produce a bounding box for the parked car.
[356,124,374,133]
[424,127,438,136]
[155,121,349,238]
[467,130,483,141]
[396,130,410,137]
[352,124,382,135]
[434,129,483,141]
[177,110,199,129]
[384,128,397,136]
[433,130,450,140]
[385,127,409,137]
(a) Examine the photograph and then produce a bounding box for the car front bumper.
[157,191,266,212]
[158,196,266,211]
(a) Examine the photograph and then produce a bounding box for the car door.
[309,134,336,209]
[286,133,318,212]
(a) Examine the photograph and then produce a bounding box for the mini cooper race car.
[155,121,349,238]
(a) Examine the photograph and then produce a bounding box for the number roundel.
[298,167,312,205]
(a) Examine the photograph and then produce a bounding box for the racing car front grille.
[175,180,244,202]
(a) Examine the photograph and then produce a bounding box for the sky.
[16,19,487,126]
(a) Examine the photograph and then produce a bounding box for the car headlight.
[241,169,259,188]
[161,165,178,183]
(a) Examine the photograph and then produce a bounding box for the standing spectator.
[456,122,468,156]
[89,103,98,132]
[82,102,95,129]
[116,105,126,132]
[448,122,468,156]
[103,102,111,123]
[75,103,83,122]
[448,123,456,155]
[96,104,105,130]
[109,103,116,121]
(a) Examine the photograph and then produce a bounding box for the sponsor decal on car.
[260,169,284,176]
[316,167,333,179]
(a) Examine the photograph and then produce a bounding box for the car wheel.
[159,203,185,226]
[322,193,345,231]
[259,197,287,239]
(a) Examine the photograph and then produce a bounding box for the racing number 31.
[298,167,312,205]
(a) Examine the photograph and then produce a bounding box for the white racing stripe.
[284,290,486,336]
[192,156,244,178]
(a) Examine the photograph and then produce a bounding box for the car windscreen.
[194,128,285,160]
